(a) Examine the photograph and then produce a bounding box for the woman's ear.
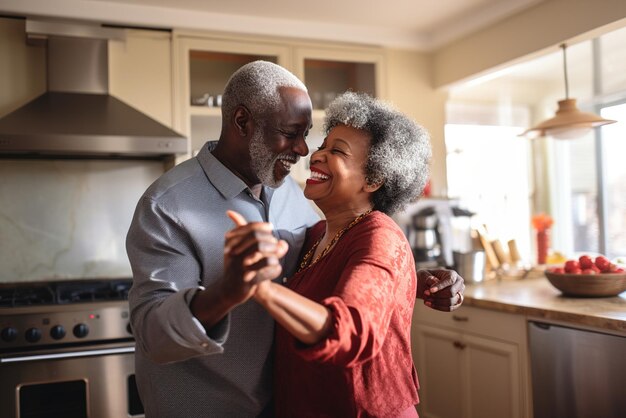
[233,105,252,137]
[364,181,383,193]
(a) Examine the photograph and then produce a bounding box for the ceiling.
[449,44,584,105]
[5,0,624,106]
[1,0,544,50]
[450,24,626,109]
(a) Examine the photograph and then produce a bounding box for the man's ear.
[233,105,253,137]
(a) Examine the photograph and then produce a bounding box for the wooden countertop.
[463,276,626,333]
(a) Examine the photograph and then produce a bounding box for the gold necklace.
[297,210,372,273]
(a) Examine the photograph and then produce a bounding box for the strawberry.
[581,269,597,275]
[614,268,625,273]
[569,268,582,275]
[564,260,580,273]
[590,264,601,273]
[579,255,594,269]
[594,256,611,272]
[551,267,565,274]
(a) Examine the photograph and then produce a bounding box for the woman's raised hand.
[222,211,288,303]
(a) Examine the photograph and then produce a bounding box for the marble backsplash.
[0,159,163,283]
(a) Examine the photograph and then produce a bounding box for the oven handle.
[0,346,135,363]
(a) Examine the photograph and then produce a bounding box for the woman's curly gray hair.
[324,92,431,215]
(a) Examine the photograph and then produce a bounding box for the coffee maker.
[410,206,445,269]
[393,198,464,268]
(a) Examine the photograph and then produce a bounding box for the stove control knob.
[25,327,42,343]
[1,327,18,342]
[73,323,89,338]
[50,325,66,340]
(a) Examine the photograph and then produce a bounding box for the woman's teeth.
[310,171,329,181]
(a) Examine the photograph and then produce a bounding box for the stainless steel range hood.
[0,21,187,159]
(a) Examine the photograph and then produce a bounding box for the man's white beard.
[249,129,285,188]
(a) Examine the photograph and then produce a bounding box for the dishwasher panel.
[528,321,626,418]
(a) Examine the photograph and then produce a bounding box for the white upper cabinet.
[173,32,386,184]
[291,45,386,185]
[173,35,291,157]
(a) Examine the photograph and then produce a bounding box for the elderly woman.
[227,92,464,417]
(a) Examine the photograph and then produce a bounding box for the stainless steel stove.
[0,279,144,418]
[1,279,132,346]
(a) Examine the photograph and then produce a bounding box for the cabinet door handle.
[453,341,466,350]
[452,315,469,322]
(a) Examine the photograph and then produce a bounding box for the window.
[550,105,626,259]
[599,103,626,258]
[549,130,600,256]
[445,123,532,261]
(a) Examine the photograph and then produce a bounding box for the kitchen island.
[462,276,626,333]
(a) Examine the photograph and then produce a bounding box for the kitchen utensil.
[544,271,626,297]
[508,239,522,264]
[491,239,510,265]
[474,227,500,270]
[453,250,486,283]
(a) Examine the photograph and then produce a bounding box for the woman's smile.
[306,166,331,184]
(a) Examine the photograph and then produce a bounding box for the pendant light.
[520,43,616,139]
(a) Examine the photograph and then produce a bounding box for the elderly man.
[126,61,464,417]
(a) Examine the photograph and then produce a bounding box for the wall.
[109,29,174,127]
[0,17,45,117]
[386,49,448,197]
[0,159,163,283]
[433,0,626,88]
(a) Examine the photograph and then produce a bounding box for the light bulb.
[548,126,592,139]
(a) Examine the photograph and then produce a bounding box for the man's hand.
[221,211,288,305]
[417,268,465,312]
[189,211,288,330]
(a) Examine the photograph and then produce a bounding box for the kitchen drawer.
[413,303,526,344]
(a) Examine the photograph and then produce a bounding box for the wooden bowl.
[544,271,626,297]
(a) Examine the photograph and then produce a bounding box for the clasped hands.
[222,211,466,311]
[221,211,287,305]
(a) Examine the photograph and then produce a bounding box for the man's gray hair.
[222,60,307,124]
[324,91,432,215]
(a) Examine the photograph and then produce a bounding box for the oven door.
[0,342,144,418]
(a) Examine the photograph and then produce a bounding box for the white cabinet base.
[412,304,530,418]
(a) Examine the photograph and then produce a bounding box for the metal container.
[453,250,486,283]
[412,229,438,250]
[412,209,438,229]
